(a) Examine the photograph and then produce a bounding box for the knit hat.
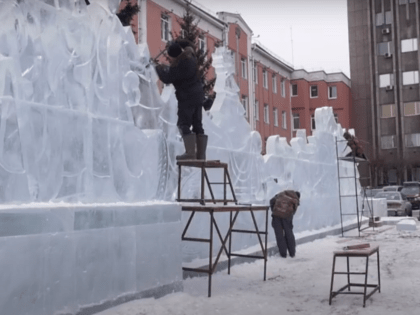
[167,42,183,58]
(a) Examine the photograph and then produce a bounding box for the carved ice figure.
[0,0,167,203]
[264,107,363,232]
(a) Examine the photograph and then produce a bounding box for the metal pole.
[335,137,344,237]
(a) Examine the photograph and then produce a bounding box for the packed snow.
[97,222,420,315]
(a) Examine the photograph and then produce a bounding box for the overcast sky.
[197,0,350,77]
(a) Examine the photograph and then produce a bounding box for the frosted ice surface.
[0,0,362,226]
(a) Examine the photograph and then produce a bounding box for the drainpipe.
[138,0,147,44]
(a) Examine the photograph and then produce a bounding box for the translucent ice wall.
[0,0,168,203]
[0,0,360,230]
[264,107,362,232]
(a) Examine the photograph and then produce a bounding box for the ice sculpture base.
[0,202,183,315]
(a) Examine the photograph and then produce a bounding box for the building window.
[241,95,248,117]
[292,113,300,130]
[198,35,206,52]
[254,100,259,120]
[381,135,396,149]
[311,115,316,130]
[181,29,186,38]
[263,70,268,89]
[161,14,170,41]
[405,133,420,147]
[376,11,392,25]
[241,58,247,79]
[401,38,418,53]
[264,104,269,124]
[272,75,277,93]
[403,71,419,85]
[399,0,416,4]
[377,42,392,55]
[381,104,396,118]
[281,79,286,97]
[253,64,258,84]
[328,86,337,99]
[379,73,394,88]
[291,84,298,96]
[282,111,287,129]
[404,102,420,116]
[310,85,318,98]
[273,108,278,126]
[334,113,338,123]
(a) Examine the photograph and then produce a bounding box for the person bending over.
[155,39,208,160]
[270,190,300,258]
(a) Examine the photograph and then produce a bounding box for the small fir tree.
[173,1,219,105]
[117,0,140,36]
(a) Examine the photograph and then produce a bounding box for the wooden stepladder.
[177,160,269,297]
[177,160,237,205]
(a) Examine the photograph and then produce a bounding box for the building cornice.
[252,43,294,73]
[291,69,351,88]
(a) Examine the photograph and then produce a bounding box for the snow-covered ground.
[98,220,420,315]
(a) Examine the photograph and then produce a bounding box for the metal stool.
[329,245,381,307]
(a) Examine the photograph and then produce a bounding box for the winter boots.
[176,134,196,160]
[196,134,208,160]
[176,133,208,160]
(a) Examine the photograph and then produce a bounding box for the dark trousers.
[177,102,204,135]
[271,216,296,257]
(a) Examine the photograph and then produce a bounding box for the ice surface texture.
[0,0,167,203]
[0,0,360,218]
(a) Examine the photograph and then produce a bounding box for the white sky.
[98,220,420,315]
[197,0,350,77]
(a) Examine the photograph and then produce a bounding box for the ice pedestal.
[0,202,182,315]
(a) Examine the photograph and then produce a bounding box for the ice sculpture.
[0,0,360,232]
[0,0,168,203]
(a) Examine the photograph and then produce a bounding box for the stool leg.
[346,256,350,291]
[363,257,369,307]
[377,250,381,293]
[329,255,336,305]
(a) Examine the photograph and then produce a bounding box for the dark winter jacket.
[155,47,204,107]
[270,190,300,219]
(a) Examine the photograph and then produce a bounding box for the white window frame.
[241,58,247,79]
[272,75,277,93]
[161,14,170,42]
[264,104,269,124]
[310,85,318,98]
[381,135,396,149]
[273,108,278,126]
[263,70,268,89]
[401,38,418,53]
[291,84,298,96]
[379,73,394,88]
[281,79,286,97]
[377,42,392,56]
[403,71,419,85]
[381,104,396,118]
[282,111,287,129]
[311,114,316,130]
[241,95,248,118]
[292,113,300,130]
[198,35,206,52]
[254,100,259,121]
[328,86,337,99]
[404,102,420,116]
[405,133,420,147]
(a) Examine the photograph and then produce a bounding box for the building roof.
[291,69,351,88]
[252,42,294,73]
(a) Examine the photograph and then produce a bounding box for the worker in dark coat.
[270,190,300,258]
[155,39,208,160]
